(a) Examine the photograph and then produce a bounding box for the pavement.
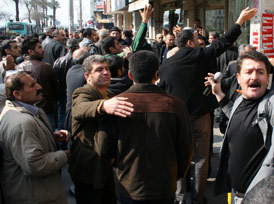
[62,122,227,204]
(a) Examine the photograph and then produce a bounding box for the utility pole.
[69,0,74,34]
[79,0,83,28]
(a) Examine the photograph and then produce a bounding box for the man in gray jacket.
[205,51,274,204]
[0,72,70,204]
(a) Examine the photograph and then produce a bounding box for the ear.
[4,48,10,55]
[84,72,90,81]
[151,71,158,84]
[186,40,193,47]
[128,70,133,81]
[153,71,158,81]
[117,69,122,78]
[109,46,114,52]
[13,90,22,101]
[236,73,240,84]
[28,49,34,56]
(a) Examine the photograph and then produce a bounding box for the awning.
[128,0,149,12]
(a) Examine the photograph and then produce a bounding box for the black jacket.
[159,24,242,118]
[152,41,164,58]
[43,39,67,65]
[53,52,75,98]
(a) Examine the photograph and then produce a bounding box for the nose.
[250,71,259,80]
[36,83,42,90]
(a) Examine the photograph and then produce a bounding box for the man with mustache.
[205,51,274,204]
[0,71,70,204]
[69,55,134,204]
[17,37,59,129]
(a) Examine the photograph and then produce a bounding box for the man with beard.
[205,51,274,203]
[17,37,59,129]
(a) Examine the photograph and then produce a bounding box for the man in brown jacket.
[16,37,59,129]
[94,50,193,204]
[69,55,133,204]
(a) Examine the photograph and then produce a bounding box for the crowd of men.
[0,4,273,204]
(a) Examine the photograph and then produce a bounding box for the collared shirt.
[16,101,39,116]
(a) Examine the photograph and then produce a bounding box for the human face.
[208,34,215,44]
[85,62,111,90]
[57,30,67,44]
[237,59,269,100]
[110,31,121,40]
[7,42,21,58]
[30,42,44,60]
[90,30,98,43]
[198,39,206,48]
[111,39,122,54]
[156,34,163,44]
[16,74,43,105]
[165,34,175,47]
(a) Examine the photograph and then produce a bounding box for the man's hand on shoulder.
[101,97,134,118]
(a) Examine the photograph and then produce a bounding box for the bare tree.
[23,0,35,23]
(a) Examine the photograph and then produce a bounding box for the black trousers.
[74,180,116,204]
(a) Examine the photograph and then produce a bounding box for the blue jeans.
[119,193,174,204]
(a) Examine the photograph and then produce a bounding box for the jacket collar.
[125,83,165,93]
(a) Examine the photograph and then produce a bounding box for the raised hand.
[139,4,154,24]
[236,7,257,26]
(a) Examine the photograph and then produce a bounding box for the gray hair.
[238,44,254,54]
[82,55,107,73]
[98,29,109,40]
[209,31,220,39]
[73,49,90,65]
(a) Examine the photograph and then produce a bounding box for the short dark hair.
[83,28,96,38]
[236,51,271,74]
[166,33,175,38]
[21,37,39,55]
[82,55,107,74]
[198,34,206,41]
[101,37,116,54]
[123,30,132,38]
[242,175,274,204]
[129,50,158,83]
[107,55,123,77]
[5,71,29,101]
[1,40,17,56]
[176,30,194,48]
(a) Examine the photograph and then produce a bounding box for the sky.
[0,0,90,27]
